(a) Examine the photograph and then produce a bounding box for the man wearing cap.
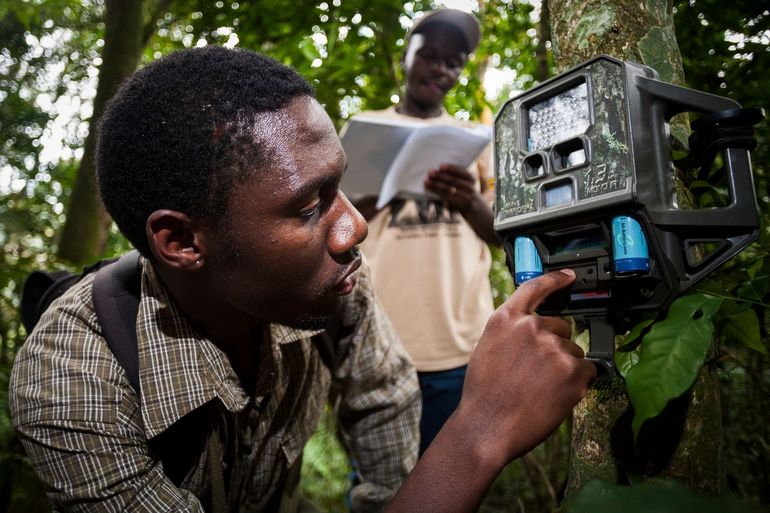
[352,9,501,454]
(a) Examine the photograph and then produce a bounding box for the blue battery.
[612,216,650,274]
[514,236,543,284]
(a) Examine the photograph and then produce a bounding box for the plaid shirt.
[11,258,420,512]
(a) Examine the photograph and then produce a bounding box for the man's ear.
[146,210,207,271]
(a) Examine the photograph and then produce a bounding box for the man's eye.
[299,185,338,219]
[299,202,320,218]
[417,49,437,60]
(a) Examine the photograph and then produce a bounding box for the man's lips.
[423,80,445,94]
[331,257,362,295]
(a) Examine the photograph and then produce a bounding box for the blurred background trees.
[0,0,767,511]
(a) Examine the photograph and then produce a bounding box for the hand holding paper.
[424,164,478,212]
[339,115,491,208]
[376,124,491,208]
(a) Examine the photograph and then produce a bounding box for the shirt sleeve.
[9,281,205,513]
[327,261,421,513]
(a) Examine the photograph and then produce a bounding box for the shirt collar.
[270,323,324,345]
[135,259,322,439]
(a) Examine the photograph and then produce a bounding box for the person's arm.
[15,418,204,512]
[10,287,204,512]
[327,262,421,513]
[385,269,596,513]
[423,163,502,246]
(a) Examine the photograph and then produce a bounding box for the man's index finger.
[507,269,576,315]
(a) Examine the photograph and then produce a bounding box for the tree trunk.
[535,0,551,82]
[548,0,724,497]
[57,0,145,264]
[549,0,684,84]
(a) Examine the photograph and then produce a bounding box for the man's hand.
[386,269,595,513]
[424,164,478,212]
[424,164,501,245]
[454,268,596,467]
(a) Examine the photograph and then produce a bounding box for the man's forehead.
[408,29,467,58]
[413,23,466,48]
[404,30,467,69]
[257,96,334,144]
[246,97,342,189]
[295,97,337,143]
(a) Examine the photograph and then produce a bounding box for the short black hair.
[96,46,315,256]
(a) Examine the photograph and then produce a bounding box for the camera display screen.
[550,228,607,257]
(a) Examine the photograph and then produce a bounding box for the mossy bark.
[547,0,724,498]
[549,0,684,83]
[565,368,723,495]
[565,379,628,490]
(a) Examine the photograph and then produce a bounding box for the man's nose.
[427,57,450,74]
[328,191,368,257]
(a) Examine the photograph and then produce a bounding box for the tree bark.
[549,0,684,83]
[535,0,551,82]
[57,0,145,264]
[547,0,724,498]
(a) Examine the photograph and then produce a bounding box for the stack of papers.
[339,115,492,208]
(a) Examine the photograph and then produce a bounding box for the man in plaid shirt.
[11,46,594,513]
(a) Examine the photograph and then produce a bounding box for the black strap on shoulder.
[91,251,228,508]
[92,251,142,393]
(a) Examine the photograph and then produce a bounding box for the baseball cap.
[409,8,481,53]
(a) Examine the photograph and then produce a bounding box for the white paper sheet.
[339,115,491,208]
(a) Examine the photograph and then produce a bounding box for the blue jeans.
[417,365,467,455]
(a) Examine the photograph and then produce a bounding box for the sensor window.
[527,81,590,151]
[543,181,574,208]
[523,152,547,180]
[553,137,589,172]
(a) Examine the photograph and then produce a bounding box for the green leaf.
[298,37,321,61]
[614,319,653,378]
[622,318,654,346]
[626,294,722,440]
[565,478,756,513]
[615,345,641,379]
[736,275,770,303]
[746,258,763,280]
[695,276,730,296]
[721,308,767,354]
[574,326,590,354]
[697,191,715,208]
[718,298,745,317]
[688,179,715,190]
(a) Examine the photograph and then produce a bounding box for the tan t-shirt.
[355,107,494,371]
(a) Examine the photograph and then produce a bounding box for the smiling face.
[402,24,468,112]
[200,95,368,328]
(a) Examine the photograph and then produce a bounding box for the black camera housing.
[493,56,762,373]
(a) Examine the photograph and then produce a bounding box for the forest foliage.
[0,0,768,511]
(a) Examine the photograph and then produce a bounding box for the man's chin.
[285,314,334,331]
[280,296,343,330]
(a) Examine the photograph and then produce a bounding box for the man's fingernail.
[558,269,576,278]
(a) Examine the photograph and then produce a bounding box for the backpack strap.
[92,250,142,393]
[90,251,229,509]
